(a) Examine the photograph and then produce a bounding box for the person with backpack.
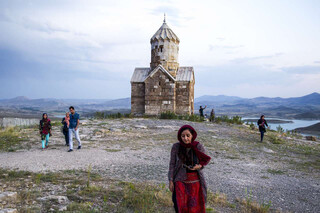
[39,113,51,150]
[257,115,268,142]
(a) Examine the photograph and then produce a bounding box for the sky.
[0,0,319,99]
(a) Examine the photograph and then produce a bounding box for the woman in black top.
[257,115,268,142]
[61,112,70,146]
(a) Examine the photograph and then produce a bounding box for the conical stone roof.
[150,19,180,43]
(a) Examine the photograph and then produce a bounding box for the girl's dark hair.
[260,115,265,119]
[42,113,48,120]
[178,127,194,163]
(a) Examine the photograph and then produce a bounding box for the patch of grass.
[207,191,235,208]
[0,169,32,180]
[267,169,285,175]
[119,182,172,212]
[51,120,63,127]
[104,148,121,152]
[160,111,178,119]
[18,190,41,206]
[0,127,25,151]
[94,112,133,119]
[159,111,203,122]
[237,188,272,213]
[260,176,270,179]
[67,202,96,212]
[268,134,284,144]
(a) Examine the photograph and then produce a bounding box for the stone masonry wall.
[145,71,175,115]
[176,82,191,115]
[150,40,179,77]
[131,83,145,115]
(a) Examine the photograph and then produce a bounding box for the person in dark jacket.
[199,105,207,119]
[39,113,51,149]
[257,115,268,142]
[61,112,70,146]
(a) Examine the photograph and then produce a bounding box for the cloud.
[314,60,320,64]
[230,53,284,63]
[282,65,320,74]
[209,44,244,51]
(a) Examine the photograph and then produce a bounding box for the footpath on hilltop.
[0,118,319,212]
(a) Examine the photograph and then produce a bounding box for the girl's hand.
[169,181,174,192]
[190,164,202,170]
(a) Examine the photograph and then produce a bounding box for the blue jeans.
[69,128,81,150]
[41,134,49,148]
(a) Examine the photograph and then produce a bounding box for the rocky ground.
[0,118,319,213]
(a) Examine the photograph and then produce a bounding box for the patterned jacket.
[168,142,208,202]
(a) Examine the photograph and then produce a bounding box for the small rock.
[0,209,18,213]
[37,195,69,204]
[134,125,147,129]
[59,206,68,211]
[262,147,274,153]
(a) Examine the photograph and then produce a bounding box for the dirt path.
[0,118,319,213]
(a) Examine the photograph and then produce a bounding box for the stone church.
[130,17,195,115]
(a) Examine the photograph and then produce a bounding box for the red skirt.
[174,172,205,213]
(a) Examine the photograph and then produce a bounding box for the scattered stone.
[37,195,69,204]
[0,192,18,202]
[262,147,274,153]
[0,209,18,213]
[59,205,68,211]
[134,125,148,129]
[305,136,316,141]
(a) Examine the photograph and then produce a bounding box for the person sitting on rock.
[39,113,51,150]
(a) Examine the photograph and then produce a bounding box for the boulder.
[0,192,18,202]
[305,136,317,141]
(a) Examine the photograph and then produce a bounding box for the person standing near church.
[199,105,207,119]
[68,106,81,152]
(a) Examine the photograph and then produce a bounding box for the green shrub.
[276,125,284,134]
[0,127,25,152]
[94,112,133,119]
[268,135,284,144]
[215,115,243,124]
[159,111,178,119]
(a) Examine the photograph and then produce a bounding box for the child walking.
[39,113,52,150]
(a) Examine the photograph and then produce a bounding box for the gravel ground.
[0,118,319,213]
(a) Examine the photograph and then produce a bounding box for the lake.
[242,117,320,132]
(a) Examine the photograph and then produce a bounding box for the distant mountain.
[195,95,244,104]
[295,122,320,135]
[1,93,320,119]
[194,92,320,119]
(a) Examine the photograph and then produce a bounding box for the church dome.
[150,18,180,43]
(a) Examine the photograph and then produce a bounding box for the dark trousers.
[172,188,178,213]
[63,129,69,145]
[260,131,265,142]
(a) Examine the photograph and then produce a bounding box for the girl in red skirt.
[168,125,211,213]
